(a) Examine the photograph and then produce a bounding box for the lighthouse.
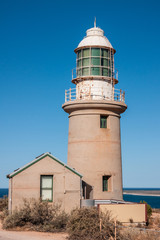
[62,23,127,202]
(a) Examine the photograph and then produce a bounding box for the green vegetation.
[140,200,152,223]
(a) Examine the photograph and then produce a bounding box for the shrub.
[140,201,152,219]
[0,195,8,211]
[67,207,121,240]
[2,198,68,232]
[129,218,133,223]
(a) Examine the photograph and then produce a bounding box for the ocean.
[0,188,160,208]
[0,188,8,198]
[123,188,160,209]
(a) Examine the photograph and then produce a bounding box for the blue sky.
[1,0,160,188]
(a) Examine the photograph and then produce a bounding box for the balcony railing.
[65,87,125,103]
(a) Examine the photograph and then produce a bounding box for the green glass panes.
[100,116,107,128]
[103,176,109,191]
[82,58,89,66]
[101,58,108,66]
[102,68,109,76]
[91,57,100,66]
[77,50,81,59]
[101,49,109,58]
[91,67,100,75]
[91,48,100,56]
[102,68,112,77]
[40,175,53,201]
[83,48,90,57]
[77,68,82,77]
[76,47,114,77]
[82,67,89,76]
[77,59,81,67]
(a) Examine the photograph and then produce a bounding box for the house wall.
[9,155,81,213]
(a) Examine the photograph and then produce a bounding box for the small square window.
[101,49,109,58]
[91,67,100,75]
[100,116,107,128]
[82,67,90,76]
[102,176,110,191]
[91,48,100,56]
[83,48,90,57]
[40,175,53,202]
[82,58,90,66]
[91,57,100,66]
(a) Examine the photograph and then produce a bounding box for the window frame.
[102,175,110,192]
[100,115,107,128]
[40,175,53,202]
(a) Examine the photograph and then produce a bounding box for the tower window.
[102,176,110,191]
[100,116,107,128]
[40,175,53,202]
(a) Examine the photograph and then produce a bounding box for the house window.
[100,116,107,128]
[40,175,53,201]
[102,176,110,191]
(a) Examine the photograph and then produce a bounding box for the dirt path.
[0,222,68,240]
[0,230,68,240]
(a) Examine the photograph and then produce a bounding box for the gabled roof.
[7,152,82,178]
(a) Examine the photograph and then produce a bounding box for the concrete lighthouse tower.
[62,22,127,202]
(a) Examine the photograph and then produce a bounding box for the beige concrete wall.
[63,100,127,200]
[9,155,81,213]
[99,204,147,223]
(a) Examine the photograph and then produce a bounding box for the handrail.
[65,87,125,103]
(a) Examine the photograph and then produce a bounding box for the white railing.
[65,87,125,103]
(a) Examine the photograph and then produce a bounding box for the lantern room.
[76,47,113,78]
[72,26,118,84]
[65,24,125,103]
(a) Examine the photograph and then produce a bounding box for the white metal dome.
[77,27,114,49]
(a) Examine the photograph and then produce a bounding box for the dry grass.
[0,195,8,211]
[148,210,160,231]
[1,200,160,239]
[120,229,160,240]
[2,198,68,232]
[67,207,160,240]
[67,207,121,240]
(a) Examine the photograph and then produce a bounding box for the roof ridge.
[7,152,82,178]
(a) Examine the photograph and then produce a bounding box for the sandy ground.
[123,190,160,196]
[0,222,68,240]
